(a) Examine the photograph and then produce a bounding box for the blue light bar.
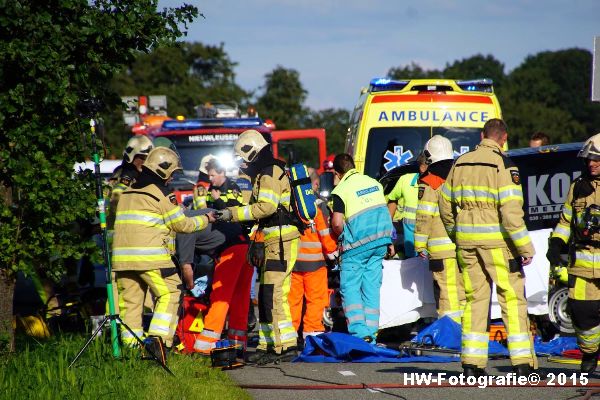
[456,79,494,93]
[369,78,409,93]
[161,118,263,131]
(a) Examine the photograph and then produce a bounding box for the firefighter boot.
[581,351,599,374]
[246,349,278,365]
[275,346,298,364]
[462,364,486,377]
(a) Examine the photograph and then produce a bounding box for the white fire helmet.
[423,135,453,165]
[578,133,600,161]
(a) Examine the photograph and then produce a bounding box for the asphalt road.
[227,351,600,400]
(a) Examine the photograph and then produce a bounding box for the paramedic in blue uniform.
[330,154,394,342]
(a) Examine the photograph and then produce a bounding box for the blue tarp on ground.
[296,317,579,363]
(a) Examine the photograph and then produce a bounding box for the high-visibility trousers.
[458,247,536,368]
[568,276,600,354]
[340,245,387,341]
[257,238,299,353]
[430,258,466,323]
[193,244,253,354]
[289,266,329,337]
[116,268,181,347]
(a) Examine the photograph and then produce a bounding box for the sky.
[160,0,600,111]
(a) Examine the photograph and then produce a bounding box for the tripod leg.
[117,317,174,376]
[69,315,112,368]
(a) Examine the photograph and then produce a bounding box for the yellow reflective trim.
[445,258,460,313]
[492,248,520,334]
[113,254,171,262]
[460,251,473,333]
[574,276,587,301]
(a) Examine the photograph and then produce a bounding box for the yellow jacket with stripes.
[228,163,300,245]
[439,138,535,257]
[112,184,209,271]
[551,178,600,278]
[415,181,456,260]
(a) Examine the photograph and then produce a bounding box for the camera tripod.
[68,118,172,375]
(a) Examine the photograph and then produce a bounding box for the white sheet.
[379,229,553,328]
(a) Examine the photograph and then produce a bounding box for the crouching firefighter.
[176,211,253,356]
[112,147,215,348]
[547,133,600,373]
[216,129,301,365]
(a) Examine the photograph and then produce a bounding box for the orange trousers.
[289,266,329,337]
[193,244,253,354]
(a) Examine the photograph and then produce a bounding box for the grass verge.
[0,334,251,400]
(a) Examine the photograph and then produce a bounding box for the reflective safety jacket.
[331,168,393,257]
[388,172,419,224]
[415,173,456,260]
[228,163,300,245]
[295,204,338,272]
[439,139,535,257]
[193,177,244,210]
[112,184,209,271]
[552,177,600,278]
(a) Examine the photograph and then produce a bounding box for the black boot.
[276,346,298,363]
[246,349,278,365]
[512,364,532,377]
[463,364,486,377]
[581,351,599,374]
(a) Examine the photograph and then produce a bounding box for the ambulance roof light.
[456,78,494,93]
[369,78,409,92]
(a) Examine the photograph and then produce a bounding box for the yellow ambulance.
[345,78,503,178]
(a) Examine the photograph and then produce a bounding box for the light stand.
[69,118,173,375]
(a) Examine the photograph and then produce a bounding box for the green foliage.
[302,108,350,155]
[0,1,198,284]
[256,66,308,130]
[105,42,251,155]
[0,334,250,400]
[386,50,600,147]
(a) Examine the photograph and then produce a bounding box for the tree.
[106,42,250,155]
[443,54,506,88]
[302,108,350,155]
[502,49,600,143]
[256,66,308,130]
[0,0,198,352]
[388,62,442,80]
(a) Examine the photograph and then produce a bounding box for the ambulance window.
[364,127,430,179]
[434,127,481,157]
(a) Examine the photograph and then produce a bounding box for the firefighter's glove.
[248,242,265,267]
[546,237,565,266]
[215,208,233,223]
[551,264,569,285]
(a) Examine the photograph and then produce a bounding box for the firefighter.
[176,212,253,355]
[547,133,600,373]
[193,158,244,210]
[414,135,465,323]
[330,154,394,343]
[387,153,428,258]
[215,129,300,364]
[439,118,537,377]
[288,171,338,340]
[112,147,215,348]
[107,135,154,228]
[192,154,216,210]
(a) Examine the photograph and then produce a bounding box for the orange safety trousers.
[193,243,253,354]
[289,266,329,336]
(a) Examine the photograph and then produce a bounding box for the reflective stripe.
[297,253,325,261]
[163,206,185,225]
[578,324,600,336]
[113,247,169,256]
[498,186,523,204]
[237,205,253,221]
[509,348,532,357]
[403,217,416,225]
[318,228,330,236]
[456,225,502,233]
[258,190,279,206]
[200,329,222,339]
[453,187,498,202]
[403,206,417,216]
[228,329,247,338]
[299,241,322,249]
[365,319,379,327]
[462,347,488,356]
[343,230,392,251]
[345,304,364,312]
[417,202,437,215]
[278,321,294,330]
[364,307,378,314]
[280,331,298,341]
[507,333,530,342]
[463,333,488,342]
[553,225,570,239]
[115,212,163,226]
[303,331,324,339]
[347,315,363,322]
[428,237,454,247]
[193,340,216,351]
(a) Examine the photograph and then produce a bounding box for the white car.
[73,159,122,182]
